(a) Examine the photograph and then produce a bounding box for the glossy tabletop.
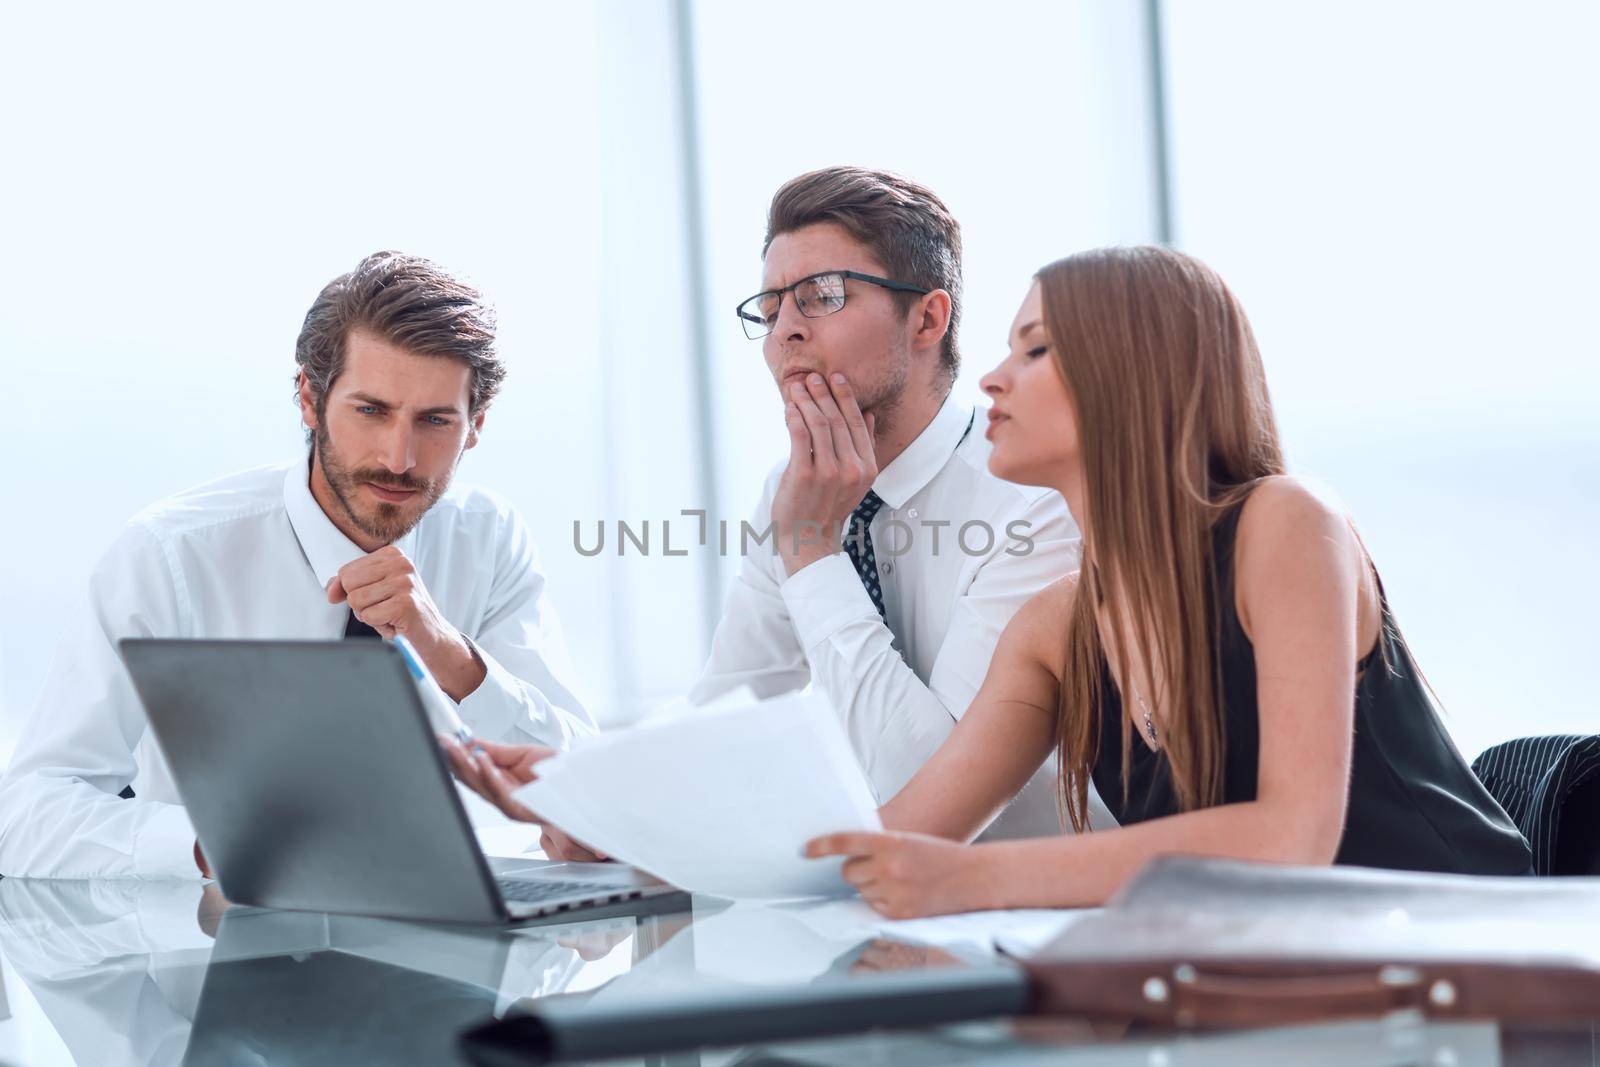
[0,876,1593,1066]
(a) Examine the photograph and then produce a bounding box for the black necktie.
[344,609,382,640]
[843,491,888,621]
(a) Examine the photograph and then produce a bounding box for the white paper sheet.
[513,690,882,900]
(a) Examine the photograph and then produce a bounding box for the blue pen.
[391,634,476,747]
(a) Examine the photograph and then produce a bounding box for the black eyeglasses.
[735,270,931,340]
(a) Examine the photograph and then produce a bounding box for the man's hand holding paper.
[442,738,608,862]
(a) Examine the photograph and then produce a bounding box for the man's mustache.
[351,470,432,493]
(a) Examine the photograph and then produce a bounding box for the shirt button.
[882,562,894,575]
[908,508,919,519]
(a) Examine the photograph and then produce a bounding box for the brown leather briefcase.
[1022,856,1600,1028]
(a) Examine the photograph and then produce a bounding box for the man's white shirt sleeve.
[0,522,201,879]
[457,510,595,747]
[693,472,1080,805]
[688,479,811,704]
[779,492,1077,802]
[0,465,597,879]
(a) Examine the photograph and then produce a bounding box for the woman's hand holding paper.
[804,830,995,919]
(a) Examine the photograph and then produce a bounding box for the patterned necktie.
[843,490,888,621]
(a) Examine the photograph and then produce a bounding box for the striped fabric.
[1472,734,1600,876]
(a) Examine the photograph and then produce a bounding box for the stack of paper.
[513,690,881,900]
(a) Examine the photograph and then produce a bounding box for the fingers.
[804,831,891,859]
[542,832,596,862]
[346,582,427,638]
[805,830,941,918]
[840,854,880,890]
[850,940,899,974]
[511,749,556,781]
[862,891,900,917]
[348,599,401,638]
[827,374,876,468]
[472,739,519,761]
[476,750,539,822]
[334,545,412,599]
[196,882,230,938]
[474,740,555,784]
[448,738,562,829]
[344,574,413,615]
[542,825,607,863]
[338,549,418,629]
[442,739,490,796]
[789,378,839,476]
[804,374,861,477]
[784,402,813,472]
[563,927,630,961]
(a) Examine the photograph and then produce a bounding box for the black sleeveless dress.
[1090,497,1533,876]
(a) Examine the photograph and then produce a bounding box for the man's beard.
[844,351,911,447]
[860,356,910,446]
[313,422,451,545]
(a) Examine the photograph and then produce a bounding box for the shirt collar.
[283,455,419,589]
[870,391,974,510]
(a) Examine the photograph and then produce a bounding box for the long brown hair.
[1041,247,1286,832]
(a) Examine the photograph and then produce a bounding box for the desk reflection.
[0,878,653,1067]
[2,879,1585,1067]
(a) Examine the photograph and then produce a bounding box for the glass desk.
[0,877,1592,1066]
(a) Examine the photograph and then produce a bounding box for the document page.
[513,691,881,900]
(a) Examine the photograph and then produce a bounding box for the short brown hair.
[765,167,963,382]
[294,251,504,419]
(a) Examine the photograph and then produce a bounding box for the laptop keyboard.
[495,877,641,904]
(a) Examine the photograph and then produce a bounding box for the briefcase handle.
[1025,960,1460,1028]
[1149,963,1450,1027]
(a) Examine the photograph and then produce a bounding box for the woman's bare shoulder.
[1233,474,1375,636]
[1238,474,1352,541]
[1001,573,1080,673]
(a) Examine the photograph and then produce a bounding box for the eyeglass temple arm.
[837,270,931,295]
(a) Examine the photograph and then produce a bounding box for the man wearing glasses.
[690,165,1108,839]
[454,167,1111,856]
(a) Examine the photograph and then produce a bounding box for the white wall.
[0,3,621,744]
[691,0,1163,586]
[2,1,1161,752]
[7,1,1584,772]
[1162,1,1600,759]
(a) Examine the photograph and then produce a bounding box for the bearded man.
[0,251,593,878]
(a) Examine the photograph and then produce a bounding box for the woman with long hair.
[805,246,1531,916]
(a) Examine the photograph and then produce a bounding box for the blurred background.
[1,0,1595,767]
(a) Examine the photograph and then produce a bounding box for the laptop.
[119,638,685,924]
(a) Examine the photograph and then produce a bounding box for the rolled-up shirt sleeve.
[0,522,202,879]
[456,511,596,746]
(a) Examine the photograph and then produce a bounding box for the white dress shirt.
[692,393,1113,839]
[0,459,594,880]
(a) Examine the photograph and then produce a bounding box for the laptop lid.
[120,638,509,924]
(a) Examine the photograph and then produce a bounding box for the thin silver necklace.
[1133,688,1160,748]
